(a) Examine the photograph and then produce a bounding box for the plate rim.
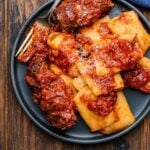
[10,0,150,144]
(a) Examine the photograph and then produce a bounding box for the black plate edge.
[10,0,150,144]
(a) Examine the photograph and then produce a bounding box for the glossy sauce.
[18,22,50,63]
[85,56,116,92]
[93,73,116,93]
[122,65,150,88]
[50,35,83,73]
[93,38,142,70]
[82,92,117,116]
[98,22,112,37]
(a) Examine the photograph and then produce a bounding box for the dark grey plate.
[10,0,150,144]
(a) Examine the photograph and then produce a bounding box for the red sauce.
[25,74,40,88]
[49,23,62,33]
[50,48,78,73]
[140,84,150,93]
[119,13,129,24]
[93,74,116,93]
[76,34,92,47]
[122,65,150,89]
[85,56,116,93]
[18,49,37,63]
[55,0,114,31]
[93,37,142,70]
[28,55,48,75]
[18,22,50,63]
[82,92,117,116]
[98,22,112,37]
[76,34,92,58]
[33,87,42,103]
[50,35,80,73]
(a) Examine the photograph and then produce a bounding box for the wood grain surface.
[0,0,149,149]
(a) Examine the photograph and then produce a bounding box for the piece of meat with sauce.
[55,0,114,31]
[122,65,150,93]
[25,55,77,130]
[36,69,77,130]
[25,54,49,103]
[18,21,50,63]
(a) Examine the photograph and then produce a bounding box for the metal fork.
[16,0,61,57]
[39,0,61,24]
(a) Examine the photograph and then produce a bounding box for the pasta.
[18,10,150,133]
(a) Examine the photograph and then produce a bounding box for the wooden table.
[0,0,149,149]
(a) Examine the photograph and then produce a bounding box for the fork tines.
[15,28,33,56]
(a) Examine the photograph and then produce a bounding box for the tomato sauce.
[90,72,116,93]
[50,47,79,73]
[119,13,130,24]
[93,37,142,70]
[140,83,150,93]
[82,92,117,116]
[18,22,50,63]
[50,35,81,73]
[84,56,116,93]
[98,22,112,37]
[122,65,150,89]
